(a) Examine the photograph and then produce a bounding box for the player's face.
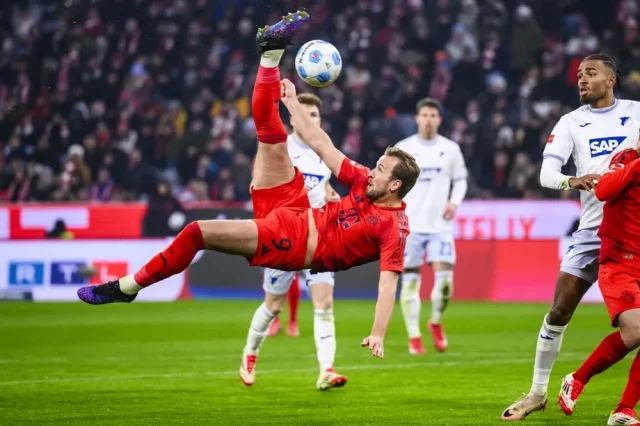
[577,60,614,105]
[290,104,321,130]
[365,155,402,201]
[415,106,442,136]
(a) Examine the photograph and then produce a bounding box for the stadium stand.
[0,0,633,202]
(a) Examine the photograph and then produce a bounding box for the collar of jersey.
[374,201,406,210]
[417,135,438,144]
[290,133,311,150]
[587,98,619,114]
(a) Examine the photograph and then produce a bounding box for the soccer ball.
[295,40,342,88]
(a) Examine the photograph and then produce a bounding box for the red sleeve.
[596,160,640,202]
[337,157,369,188]
[378,218,407,273]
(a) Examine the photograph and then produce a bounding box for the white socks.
[119,274,142,295]
[400,272,422,338]
[260,49,284,68]
[245,303,276,355]
[530,314,567,396]
[314,309,336,371]
[431,271,453,325]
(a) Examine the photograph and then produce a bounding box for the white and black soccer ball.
[295,40,342,88]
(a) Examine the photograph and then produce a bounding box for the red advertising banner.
[419,239,604,303]
[0,203,147,239]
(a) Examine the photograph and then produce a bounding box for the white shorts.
[262,268,335,295]
[559,227,600,284]
[404,232,456,269]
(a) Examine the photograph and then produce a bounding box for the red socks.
[574,331,631,384]
[134,222,205,287]
[252,66,287,144]
[617,350,640,412]
[288,273,300,323]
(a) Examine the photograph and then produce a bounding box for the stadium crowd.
[0,0,636,203]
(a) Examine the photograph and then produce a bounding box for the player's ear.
[390,179,402,193]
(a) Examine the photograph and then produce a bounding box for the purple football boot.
[77,281,136,305]
[256,10,310,53]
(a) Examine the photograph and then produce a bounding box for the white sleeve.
[540,116,575,190]
[449,145,468,205]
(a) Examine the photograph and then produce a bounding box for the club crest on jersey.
[589,136,627,157]
[302,173,324,190]
[620,116,631,127]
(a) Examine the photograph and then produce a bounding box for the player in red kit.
[558,147,640,425]
[77,11,420,367]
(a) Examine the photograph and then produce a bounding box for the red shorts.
[247,169,311,271]
[599,261,640,327]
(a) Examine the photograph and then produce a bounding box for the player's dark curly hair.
[584,53,622,90]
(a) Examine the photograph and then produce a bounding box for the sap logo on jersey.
[303,173,324,190]
[589,136,627,157]
[8,262,45,286]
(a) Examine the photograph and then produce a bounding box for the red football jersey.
[310,158,409,273]
[596,157,640,266]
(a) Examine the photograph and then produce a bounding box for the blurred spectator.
[0,0,635,203]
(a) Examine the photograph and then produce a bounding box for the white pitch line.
[0,354,593,387]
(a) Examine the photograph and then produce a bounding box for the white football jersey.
[395,134,468,233]
[287,134,331,208]
[543,99,640,230]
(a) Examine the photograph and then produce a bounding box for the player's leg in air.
[501,229,599,420]
[77,11,311,306]
[268,273,301,337]
[557,263,640,424]
[304,270,347,390]
[425,233,456,352]
[400,233,428,354]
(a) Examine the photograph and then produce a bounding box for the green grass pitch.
[0,300,632,425]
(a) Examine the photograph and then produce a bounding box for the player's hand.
[442,202,457,220]
[280,79,297,106]
[361,335,384,359]
[326,189,340,202]
[568,174,601,191]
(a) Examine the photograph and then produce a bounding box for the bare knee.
[265,293,287,316]
[620,325,640,349]
[310,283,334,310]
[547,304,574,327]
[619,309,640,349]
[547,272,592,326]
[431,262,453,273]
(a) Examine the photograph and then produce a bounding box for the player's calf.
[77,220,259,305]
[252,11,309,190]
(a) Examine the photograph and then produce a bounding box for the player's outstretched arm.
[280,79,346,176]
[361,271,398,359]
[596,157,640,201]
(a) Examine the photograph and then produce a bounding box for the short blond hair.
[297,93,322,109]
